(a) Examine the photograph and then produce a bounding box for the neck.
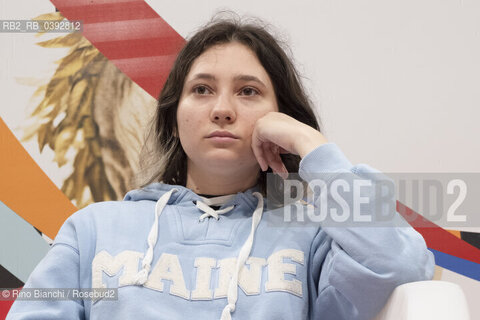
[186,160,260,195]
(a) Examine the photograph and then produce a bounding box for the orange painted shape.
[446,229,462,239]
[0,117,77,239]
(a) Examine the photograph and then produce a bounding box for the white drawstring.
[197,201,235,221]
[196,194,237,221]
[220,192,264,320]
[134,189,265,320]
[134,188,177,285]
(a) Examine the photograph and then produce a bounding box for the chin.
[206,155,244,167]
[187,147,256,169]
[205,153,255,168]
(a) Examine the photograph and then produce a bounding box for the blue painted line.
[430,248,480,281]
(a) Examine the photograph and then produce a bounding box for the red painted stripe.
[110,55,177,78]
[397,201,480,265]
[51,0,185,98]
[0,300,15,319]
[82,18,177,42]
[53,0,143,7]
[94,37,183,60]
[134,76,168,98]
[59,2,158,24]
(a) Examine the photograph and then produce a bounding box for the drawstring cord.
[134,188,177,285]
[134,189,265,320]
[220,192,264,320]
[196,194,237,221]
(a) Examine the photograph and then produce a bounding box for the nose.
[210,94,236,125]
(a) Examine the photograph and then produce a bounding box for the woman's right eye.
[193,85,212,95]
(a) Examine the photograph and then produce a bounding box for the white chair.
[374,281,470,320]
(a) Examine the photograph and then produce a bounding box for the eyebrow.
[186,73,267,89]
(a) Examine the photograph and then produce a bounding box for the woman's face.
[177,42,278,173]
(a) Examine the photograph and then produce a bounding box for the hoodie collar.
[123,182,262,212]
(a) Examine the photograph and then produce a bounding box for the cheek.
[178,117,190,128]
[177,104,196,137]
[177,112,192,147]
[240,114,265,147]
[246,107,275,131]
[178,118,196,145]
[177,110,205,154]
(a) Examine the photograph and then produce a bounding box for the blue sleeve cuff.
[298,143,353,181]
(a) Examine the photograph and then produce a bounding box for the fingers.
[252,133,268,171]
[278,146,289,154]
[251,126,288,177]
[263,142,289,179]
[263,142,276,169]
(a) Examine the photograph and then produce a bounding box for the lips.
[206,130,239,139]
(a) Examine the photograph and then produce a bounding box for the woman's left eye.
[239,87,259,96]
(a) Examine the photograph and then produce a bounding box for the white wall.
[146,0,480,174]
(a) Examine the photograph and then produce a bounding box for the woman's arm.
[300,143,435,319]
[251,113,435,319]
[6,216,86,319]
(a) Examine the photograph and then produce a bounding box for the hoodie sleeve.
[298,143,435,320]
[6,212,86,319]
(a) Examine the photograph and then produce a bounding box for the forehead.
[186,42,272,84]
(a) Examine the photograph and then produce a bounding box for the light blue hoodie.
[7,143,434,320]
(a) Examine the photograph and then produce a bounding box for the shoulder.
[67,200,153,223]
[53,200,155,246]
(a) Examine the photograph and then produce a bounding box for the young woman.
[7,17,434,320]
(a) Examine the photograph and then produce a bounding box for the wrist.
[296,127,328,158]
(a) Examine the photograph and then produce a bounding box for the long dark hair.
[138,13,322,196]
